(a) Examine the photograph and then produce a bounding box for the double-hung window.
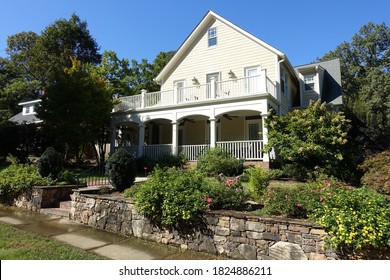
[208,27,217,47]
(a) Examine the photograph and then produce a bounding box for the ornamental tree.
[265,100,351,176]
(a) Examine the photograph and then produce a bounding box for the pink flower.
[327,193,332,197]
[207,198,213,203]
[296,203,301,207]
[226,179,234,187]
[322,179,332,188]
[320,197,325,202]
[284,194,289,200]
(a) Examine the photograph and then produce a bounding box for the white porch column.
[209,118,216,148]
[171,121,178,156]
[141,89,147,108]
[261,113,269,162]
[110,125,117,155]
[210,77,216,99]
[138,123,145,158]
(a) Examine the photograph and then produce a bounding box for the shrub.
[246,166,270,199]
[359,150,390,195]
[310,180,390,250]
[135,167,209,228]
[265,100,351,177]
[105,148,137,192]
[36,147,63,179]
[0,157,53,199]
[206,176,249,211]
[281,164,310,181]
[197,147,243,176]
[262,182,319,218]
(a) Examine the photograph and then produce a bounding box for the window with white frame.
[304,74,315,91]
[208,27,217,47]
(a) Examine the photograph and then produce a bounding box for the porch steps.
[40,200,72,219]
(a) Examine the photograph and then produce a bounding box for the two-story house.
[110,11,342,167]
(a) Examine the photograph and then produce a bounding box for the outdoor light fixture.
[228,70,236,79]
[192,77,199,84]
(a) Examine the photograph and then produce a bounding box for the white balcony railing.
[115,72,277,112]
[143,144,172,160]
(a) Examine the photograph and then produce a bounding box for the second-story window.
[208,27,217,47]
[304,74,315,91]
[280,68,289,96]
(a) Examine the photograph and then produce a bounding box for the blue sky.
[0,0,388,66]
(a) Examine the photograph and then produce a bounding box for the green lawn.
[0,222,106,260]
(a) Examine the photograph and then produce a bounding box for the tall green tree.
[321,22,390,150]
[37,58,112,162]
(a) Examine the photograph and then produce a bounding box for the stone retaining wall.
[70,191,339,260]
[14,185,78,211]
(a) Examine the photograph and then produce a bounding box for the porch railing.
[179,144,210,161]
[216,140,263,160]
[143,144,172,159]
[115,73,277,112]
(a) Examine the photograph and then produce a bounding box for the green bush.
[135,167,209,228]
[0,158,53,199]
[246,166,270,199]
[206,176,249,211]
[105,148,137,192]
[281,163,310,181]
[196,147,243,176]
[360,150,390,195]
[262,182,320,218]
[36,147,63,179]
[310,180,390,250]
[262,177,390,250]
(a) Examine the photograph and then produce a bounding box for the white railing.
[143,144,172,159]
[115,75,278,112]
[266,77,278,101]
[179,144,210,161]
[217,140,263,160]
[145,90,174,107]
[178,84,210,103]
[115,95,142,111]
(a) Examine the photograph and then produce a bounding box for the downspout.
[276,55,285,114]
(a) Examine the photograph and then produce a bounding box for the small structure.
[9,99,42,125]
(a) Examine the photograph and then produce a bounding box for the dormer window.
[304,74,315,91]
[208,27,217,47]
[25,106,30,114]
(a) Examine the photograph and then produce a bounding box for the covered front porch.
[111,110,270,162]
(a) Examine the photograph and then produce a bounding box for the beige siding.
[219,117,245,141]
[161,19,278,91]
[184,121,207,144]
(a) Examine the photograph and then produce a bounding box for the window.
[304,74,315,91]
[25,106,30,114]
[208,27,217,47]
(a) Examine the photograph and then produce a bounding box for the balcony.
[114,74,278,112]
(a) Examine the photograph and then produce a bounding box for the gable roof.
[155,10,292,84]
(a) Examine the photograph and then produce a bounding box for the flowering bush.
[135,167,209,228]
[134,168,248,229]
[310,180,390,250]
[196,147,243,176]
[359,150,390,195]
[262,178,390,251]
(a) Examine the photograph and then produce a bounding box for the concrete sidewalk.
[0,206,218,260]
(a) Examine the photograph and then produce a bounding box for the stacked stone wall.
[70,191,339,260]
